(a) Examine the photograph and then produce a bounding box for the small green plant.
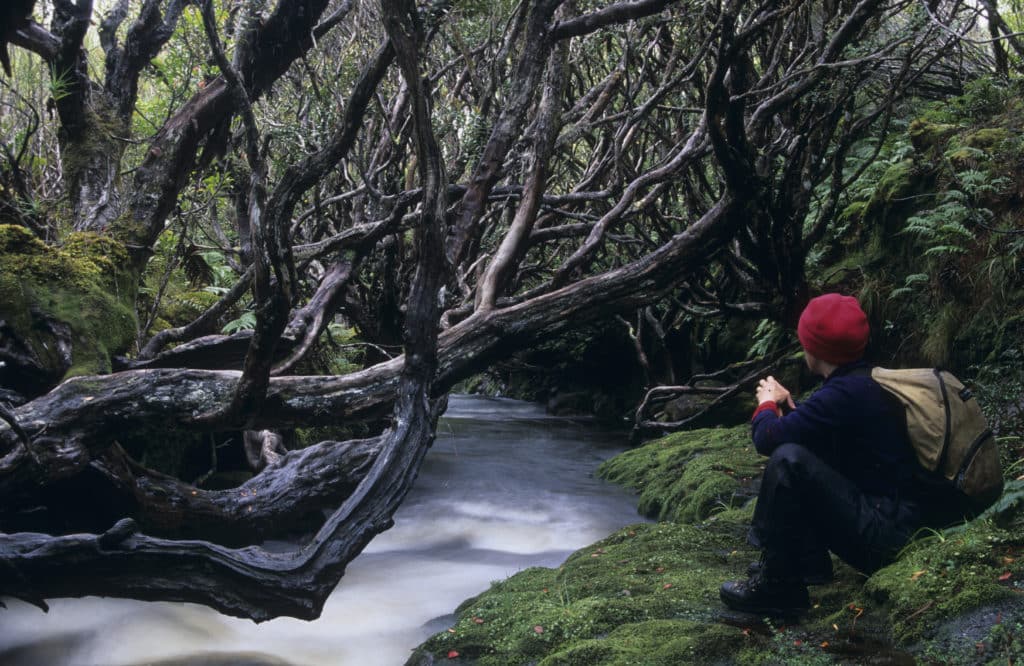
[747,319,787,360]
[319,322,364,375]
[889,272,929,299]
[900,191,976,258]
[199,250,239,292]
[955,168,1010,200]
[222,310,256,333]
[751,619,833,666]
[953,77,1012,120]
[48,64,74,102]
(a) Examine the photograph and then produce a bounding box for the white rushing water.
[0,396,646,666]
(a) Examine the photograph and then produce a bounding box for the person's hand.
[756,376,795,411]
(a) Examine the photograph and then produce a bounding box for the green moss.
[539,620,741,666]
[864,518,1024,642]
[941,128,1017,175]
[0,224,48,255]
[61,109,126,193]
[962,128,1013,151]
[944,146,985,171]
[908,119,957,152]
[872,158,918,204]
[159,289,221,327]
[0,224,137,382]
[108,209,149,251]
[63,231,132,293]
[417,522,759,665]
[597,426,763,523]
[860,157,933,258]
[416,514,888,665]
[0,225,102,287]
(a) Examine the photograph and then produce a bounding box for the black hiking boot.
[745,550,834,585]
[720,571,810,616]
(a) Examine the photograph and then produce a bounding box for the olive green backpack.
[870,367,1004,510]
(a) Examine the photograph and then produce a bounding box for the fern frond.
[222,311,257,334]
[923,244,968,256]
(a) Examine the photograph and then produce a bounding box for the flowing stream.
[0,395,646,666]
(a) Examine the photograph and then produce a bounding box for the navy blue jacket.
[751,361,923,501]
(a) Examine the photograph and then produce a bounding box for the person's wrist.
[752,399,781,420]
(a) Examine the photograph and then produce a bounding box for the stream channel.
[0,395,647,666]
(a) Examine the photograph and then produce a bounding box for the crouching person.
[720,293,962,616]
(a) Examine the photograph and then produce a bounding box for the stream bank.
[410,425,1024,665]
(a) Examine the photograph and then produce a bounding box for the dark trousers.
[750,443,923,578]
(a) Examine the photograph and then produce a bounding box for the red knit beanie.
[797,293,869,365]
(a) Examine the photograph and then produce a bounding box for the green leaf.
[222,311,257,334]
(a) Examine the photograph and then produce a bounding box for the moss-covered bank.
[410,425,1024,665]
[597,427,763,524]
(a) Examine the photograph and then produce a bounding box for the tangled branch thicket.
[0,0,1004,619]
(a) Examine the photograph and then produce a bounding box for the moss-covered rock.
[864,520,1024,643]
[0,224,137,395]
[864,480,1024,644]
[597,426,763,523]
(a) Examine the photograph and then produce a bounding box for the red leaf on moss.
[447,650,460,659]
[533,625,544,634]
[998,571,1013,582]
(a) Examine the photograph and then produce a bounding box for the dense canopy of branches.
[0,0,1009,620]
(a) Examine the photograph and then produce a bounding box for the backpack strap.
[933,368,953,476]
